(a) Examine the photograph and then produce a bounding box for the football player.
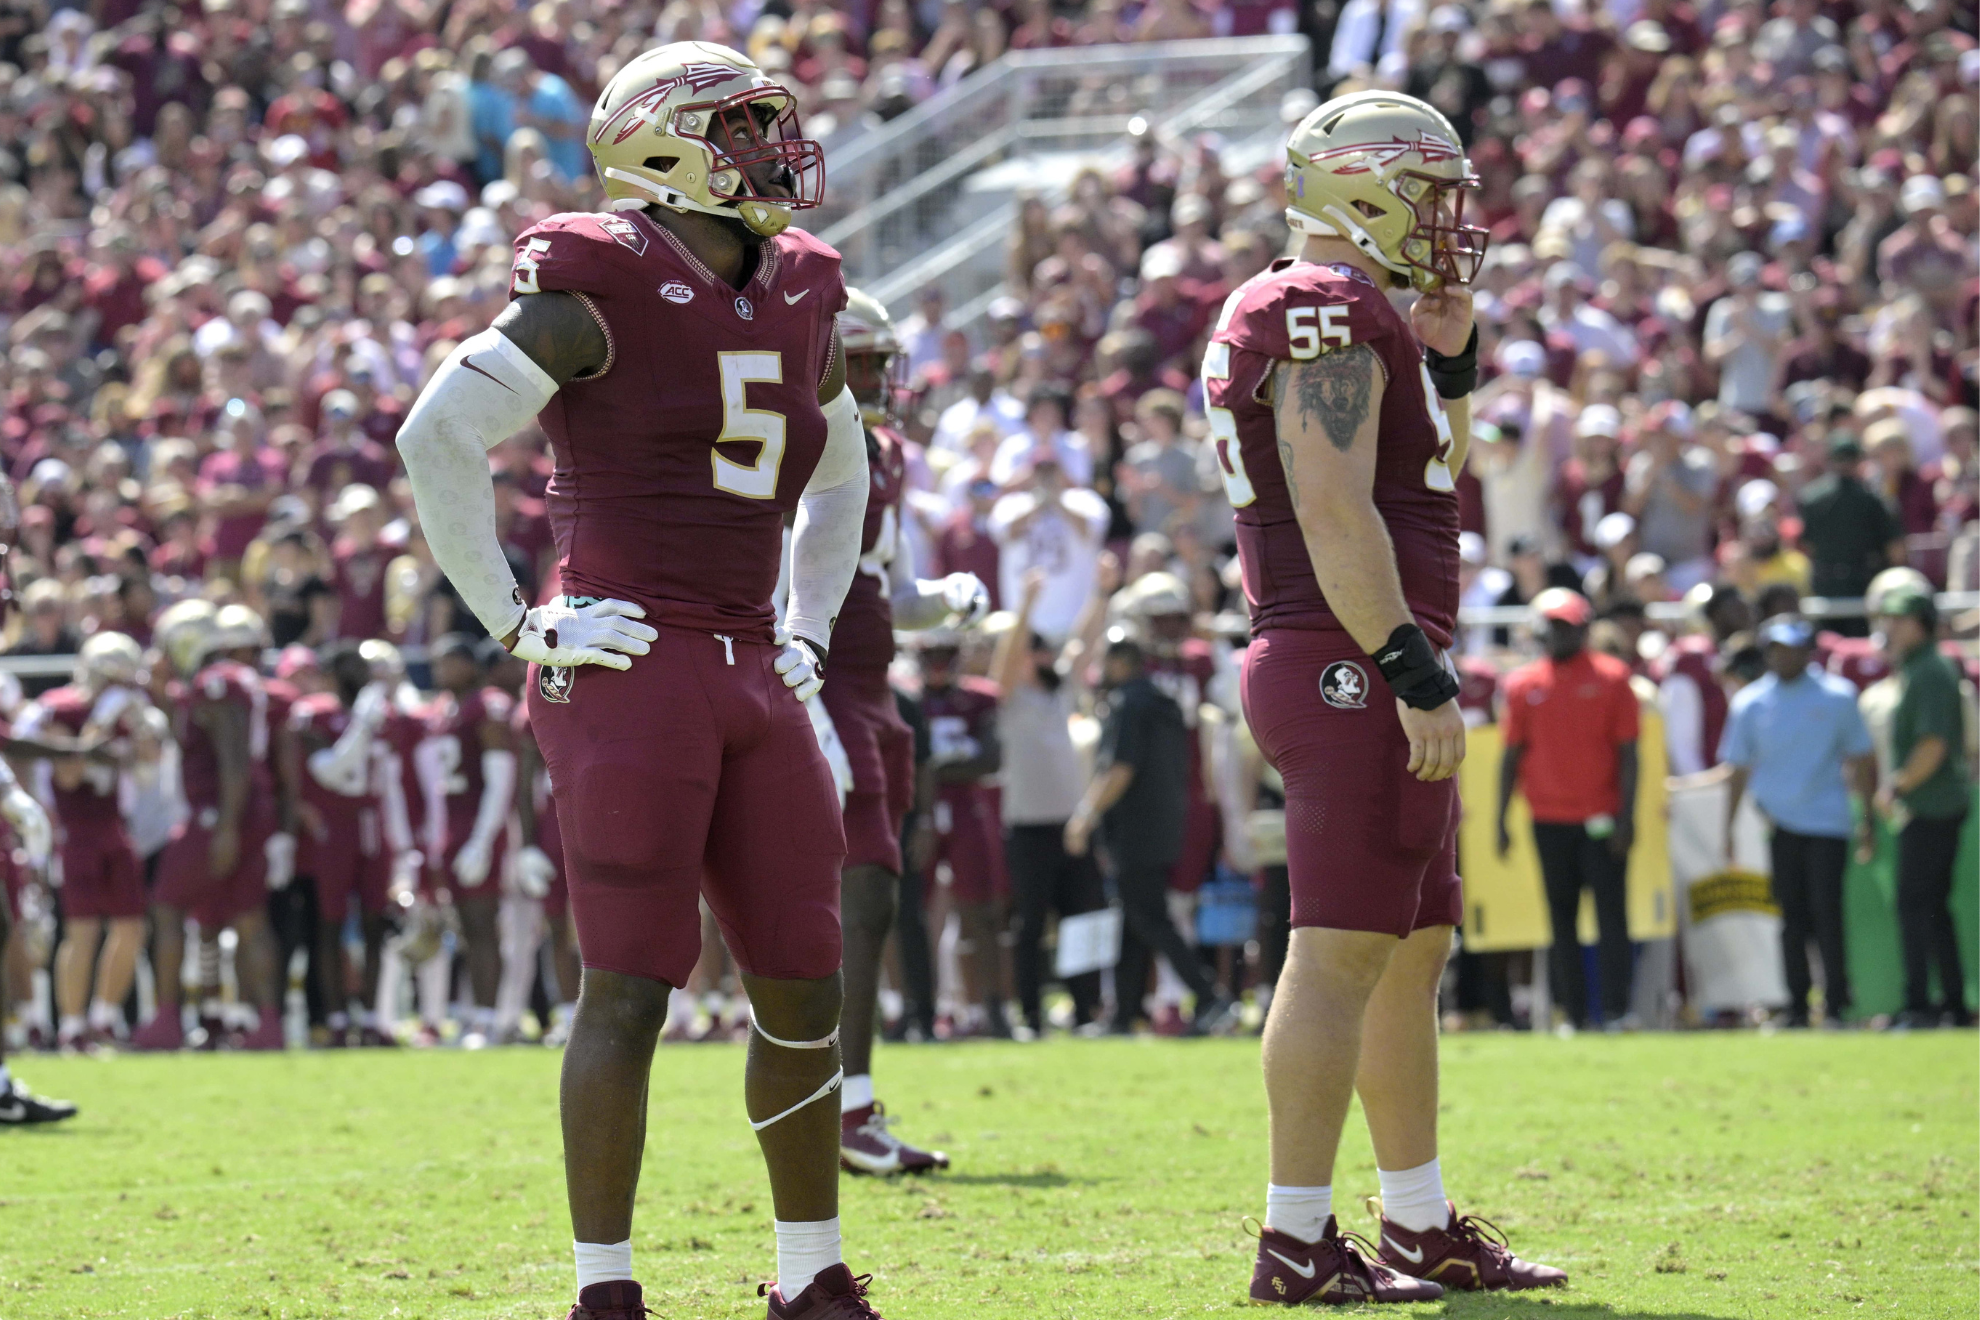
[1209,93,1564,1301]
[413,635,516,1047]
[397,43,880,1320]
[511,700,581,1045]
[14,632,149,1049]
[820,290,986,1175]
[133,602,286,1051]
[287,641,395,1044]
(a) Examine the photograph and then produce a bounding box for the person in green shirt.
[1798,432,1906,636]
[1875,586,1973,1028]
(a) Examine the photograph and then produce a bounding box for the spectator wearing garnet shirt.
[303,391,396,518]
[327,485,394,642]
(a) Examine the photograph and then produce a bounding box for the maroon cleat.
[359,1025,398,1048]
[566,1279,653,1319]
[239,1016,285,1051]
[840,1102,948,1175]
[1375,1202,1567,1291]
[760,1263,883,1318]
[129,1012,183,1052]
[1249,1218,1444,1305]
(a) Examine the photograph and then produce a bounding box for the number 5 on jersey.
[712,351,786,499]
[1201,341,1255,508]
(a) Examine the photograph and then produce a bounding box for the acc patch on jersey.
[538,665,574,705]
[660,281,694,304]
[598,215,649,256]
[1318,660,1369,710]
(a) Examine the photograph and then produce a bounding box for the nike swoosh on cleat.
[1266,1249,1317,1279]
[1385,1237,1425,1264]
[461,356,517,393]
[783,288,809,305]
[0,1101,24,1121]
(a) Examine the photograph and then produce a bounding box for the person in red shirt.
[1495,588,1641,1029]
[329,485,393,641]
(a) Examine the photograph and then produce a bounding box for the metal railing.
[812,35,1312,313]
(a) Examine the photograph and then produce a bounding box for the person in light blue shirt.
[1720,615,1877,1026]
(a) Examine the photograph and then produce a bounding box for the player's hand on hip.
[1409,284,1474,357]
[453,838,493,888]
[514,844,556,898]
[510,597,658,670]
[940,573,991,627]
[1397,698,1466,782]
[773,626,825,701]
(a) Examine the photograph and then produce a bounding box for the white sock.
[666,987,694,1030]
[841,1072,874,1113]
[1377,1158,1450,1232]
[88,998,120,1031]
[1265,1184,1332,1244]
[60,1014,86,1038]
[572,1239,632,1290]
[774,1217,841,1297]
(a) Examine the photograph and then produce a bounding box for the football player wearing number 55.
[1206,92,1567,1304]
[397,41,884,1320]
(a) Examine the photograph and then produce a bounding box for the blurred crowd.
[0,0,1974,1049]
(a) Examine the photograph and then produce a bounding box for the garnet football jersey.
[290,691,367,876]
[19,685,127,829]
[510,210,850,642]
[923,676,999,814]
[177,660,273,811]
[415,685,513,857]
[832,425,909,671]
[1203,259,1461,648]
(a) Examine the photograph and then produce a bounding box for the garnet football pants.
[526,627,845,988]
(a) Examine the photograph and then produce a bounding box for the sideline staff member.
[1719,615,1877,1027]
[1497,589,1641,1029]
[1876,586,1973,1029]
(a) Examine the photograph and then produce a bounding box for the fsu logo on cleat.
[1319,660,1369,710]
[734,296,754,321]
[538,664,575,705]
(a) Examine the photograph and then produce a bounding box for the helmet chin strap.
[1285,203,1411,280]
[601,166,790,234]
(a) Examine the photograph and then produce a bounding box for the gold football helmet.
[77,631,143,690]
[838,287,908,426]
[156,600,220,678]
[212,604,268,655]
[1284,90,1487,290]
[588,41,823,238]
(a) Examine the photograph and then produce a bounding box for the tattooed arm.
[1271,344,1411,652]
[1272,343,1466,781]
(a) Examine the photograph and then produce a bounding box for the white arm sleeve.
[1658,672,1705,777]
[785,385,869,650]
[375,746,414,854]
[399,328,558,640]
[307,718,376,797]
[467,749,517,855]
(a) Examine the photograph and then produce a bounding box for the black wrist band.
[1423,324,1479,400]
[1373,623,1461,711]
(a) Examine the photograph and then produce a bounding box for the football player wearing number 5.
[1210,93,1566,1303]
[397,41,883,1320]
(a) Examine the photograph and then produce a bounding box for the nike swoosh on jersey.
[1267,1249,1318,1279]
[784,288,810,305]
[1385,1237,1425,1264]
[462,356,517,394]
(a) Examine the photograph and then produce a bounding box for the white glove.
[351,681,390,732]
[510,597,658,670]
[937,573,991,627]
[389,849,424,901]
[1,787,50,867]
[264,832,296,891]
[773,625,825,701]
[453,837,493,888]
[514,844,557,899]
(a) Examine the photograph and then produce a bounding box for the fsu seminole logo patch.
[598,215,649,256]
[538,664,575,705]
[1319,660,1368,710]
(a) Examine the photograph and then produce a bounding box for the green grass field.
[2,1033,1974,1320]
